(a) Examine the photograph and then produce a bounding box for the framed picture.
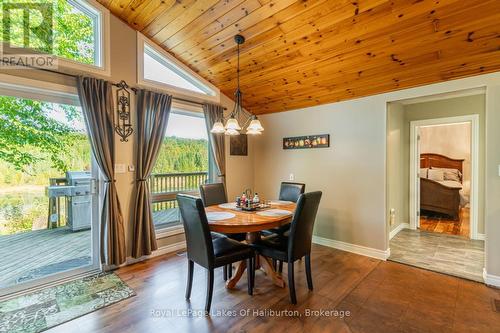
[230,134,248,156]
[283,134,330,150]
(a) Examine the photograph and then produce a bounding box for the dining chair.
[199,182,246,281]
[263,182,306,241]
[252,191,322,304]
[279,182,306,202]
[177,194,255,314]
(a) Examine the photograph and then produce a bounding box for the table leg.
[225,232,286,289]
[226,260,247,289]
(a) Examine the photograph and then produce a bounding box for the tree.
[0,0,95,172]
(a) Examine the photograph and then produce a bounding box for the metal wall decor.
[114,80,133,142]
[283,134,330,150]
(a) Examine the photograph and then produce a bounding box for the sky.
[45,99,209,140]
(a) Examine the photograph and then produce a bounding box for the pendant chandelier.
[211,34,264,136]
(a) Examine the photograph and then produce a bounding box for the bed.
[420,153,465,220]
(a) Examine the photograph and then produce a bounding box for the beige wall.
[254,72,500,277]
[387,103,406,232]
[420,123,471,185]
[0,16,255,256]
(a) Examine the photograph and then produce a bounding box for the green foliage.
[153,136,209,174]
[0,0,95,64]
[0,95,84,173]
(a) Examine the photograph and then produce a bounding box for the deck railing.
[149,171,209,212]
[48,171,208,228]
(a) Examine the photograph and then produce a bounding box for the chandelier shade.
[210,34,264,136]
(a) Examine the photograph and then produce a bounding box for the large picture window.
[150,108,211,231]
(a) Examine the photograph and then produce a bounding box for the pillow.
[428,169,444,181]
[432,167,462,182]
[419,168,428,179]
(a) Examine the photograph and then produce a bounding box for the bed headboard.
[420,153,464,175]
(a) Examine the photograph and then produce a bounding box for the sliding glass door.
[0,91,100,297]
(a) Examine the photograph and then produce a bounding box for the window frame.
[137,33,220,103]
[152,103,213,235]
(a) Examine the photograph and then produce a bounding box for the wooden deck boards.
[0,208,179,288]
[0,228,91,288]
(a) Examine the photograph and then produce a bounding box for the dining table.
[205,201,296,289]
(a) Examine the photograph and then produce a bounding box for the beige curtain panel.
[203,103,226,185]
[77,76,126,266]
[132,89,172,258]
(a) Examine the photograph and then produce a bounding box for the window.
[1,0,110,74]
[151,108,211,231]
[138,34,219,102]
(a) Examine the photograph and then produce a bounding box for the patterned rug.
[0,273,135,333]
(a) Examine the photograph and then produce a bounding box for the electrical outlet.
[289,173,294,181]
[128,165,135,172]
[390,208,396,226]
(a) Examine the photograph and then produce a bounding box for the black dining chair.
[279,182,306,202]
[199,182,247,280]
[177,194,255,314]
[262,182,306,241]
[252,191,322,304]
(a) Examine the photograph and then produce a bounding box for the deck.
[0,228,91,288]
[0,208,180,288]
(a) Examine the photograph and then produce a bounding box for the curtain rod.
[0,59,226,109]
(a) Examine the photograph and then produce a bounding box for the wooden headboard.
[420,153,464,175]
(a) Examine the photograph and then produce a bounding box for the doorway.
[386,91,485,282]
[0,83,101,298]
[410,116,479,240]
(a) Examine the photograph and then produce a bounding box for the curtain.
[77,76,126,266]
[132,89,172,258]
[203,103,226,185]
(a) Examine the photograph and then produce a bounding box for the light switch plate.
[289,173,294,181]
[128,165,135,172]
[114,164,126,174]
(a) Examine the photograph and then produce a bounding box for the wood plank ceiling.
[98,0,500,114]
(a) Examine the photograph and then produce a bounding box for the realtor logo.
[1,2,57,69]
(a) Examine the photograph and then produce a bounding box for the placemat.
[256,209,293,217]
[206,212,236,221]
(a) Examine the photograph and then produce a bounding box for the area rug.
[0,273,135,333]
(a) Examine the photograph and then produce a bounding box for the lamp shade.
[247,118,264,132]
[225,128,240,136]
[210,121,225,134]
[246,128,262,135]
[225,117,241,131]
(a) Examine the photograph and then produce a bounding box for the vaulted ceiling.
[98,0,500,114]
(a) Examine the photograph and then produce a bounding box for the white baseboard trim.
[313,236,390,261]
[476,233,485,241]
[483,268,500,287]
[126,241,187,266]
[389,223,410,240]
[103,241,186,271]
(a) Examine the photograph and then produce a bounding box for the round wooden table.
[206,202,296,289]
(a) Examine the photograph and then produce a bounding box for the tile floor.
[389,229,484,282]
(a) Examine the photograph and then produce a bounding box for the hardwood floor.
[420,207,470,237]
[45,244,500,333]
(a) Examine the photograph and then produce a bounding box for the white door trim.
[409,114,480,240]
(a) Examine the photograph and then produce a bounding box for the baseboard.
[121,241,186,267]
[483,268,500,287]
[313,236,390,261]
[389,223,410,240]
[476,233,485,241]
